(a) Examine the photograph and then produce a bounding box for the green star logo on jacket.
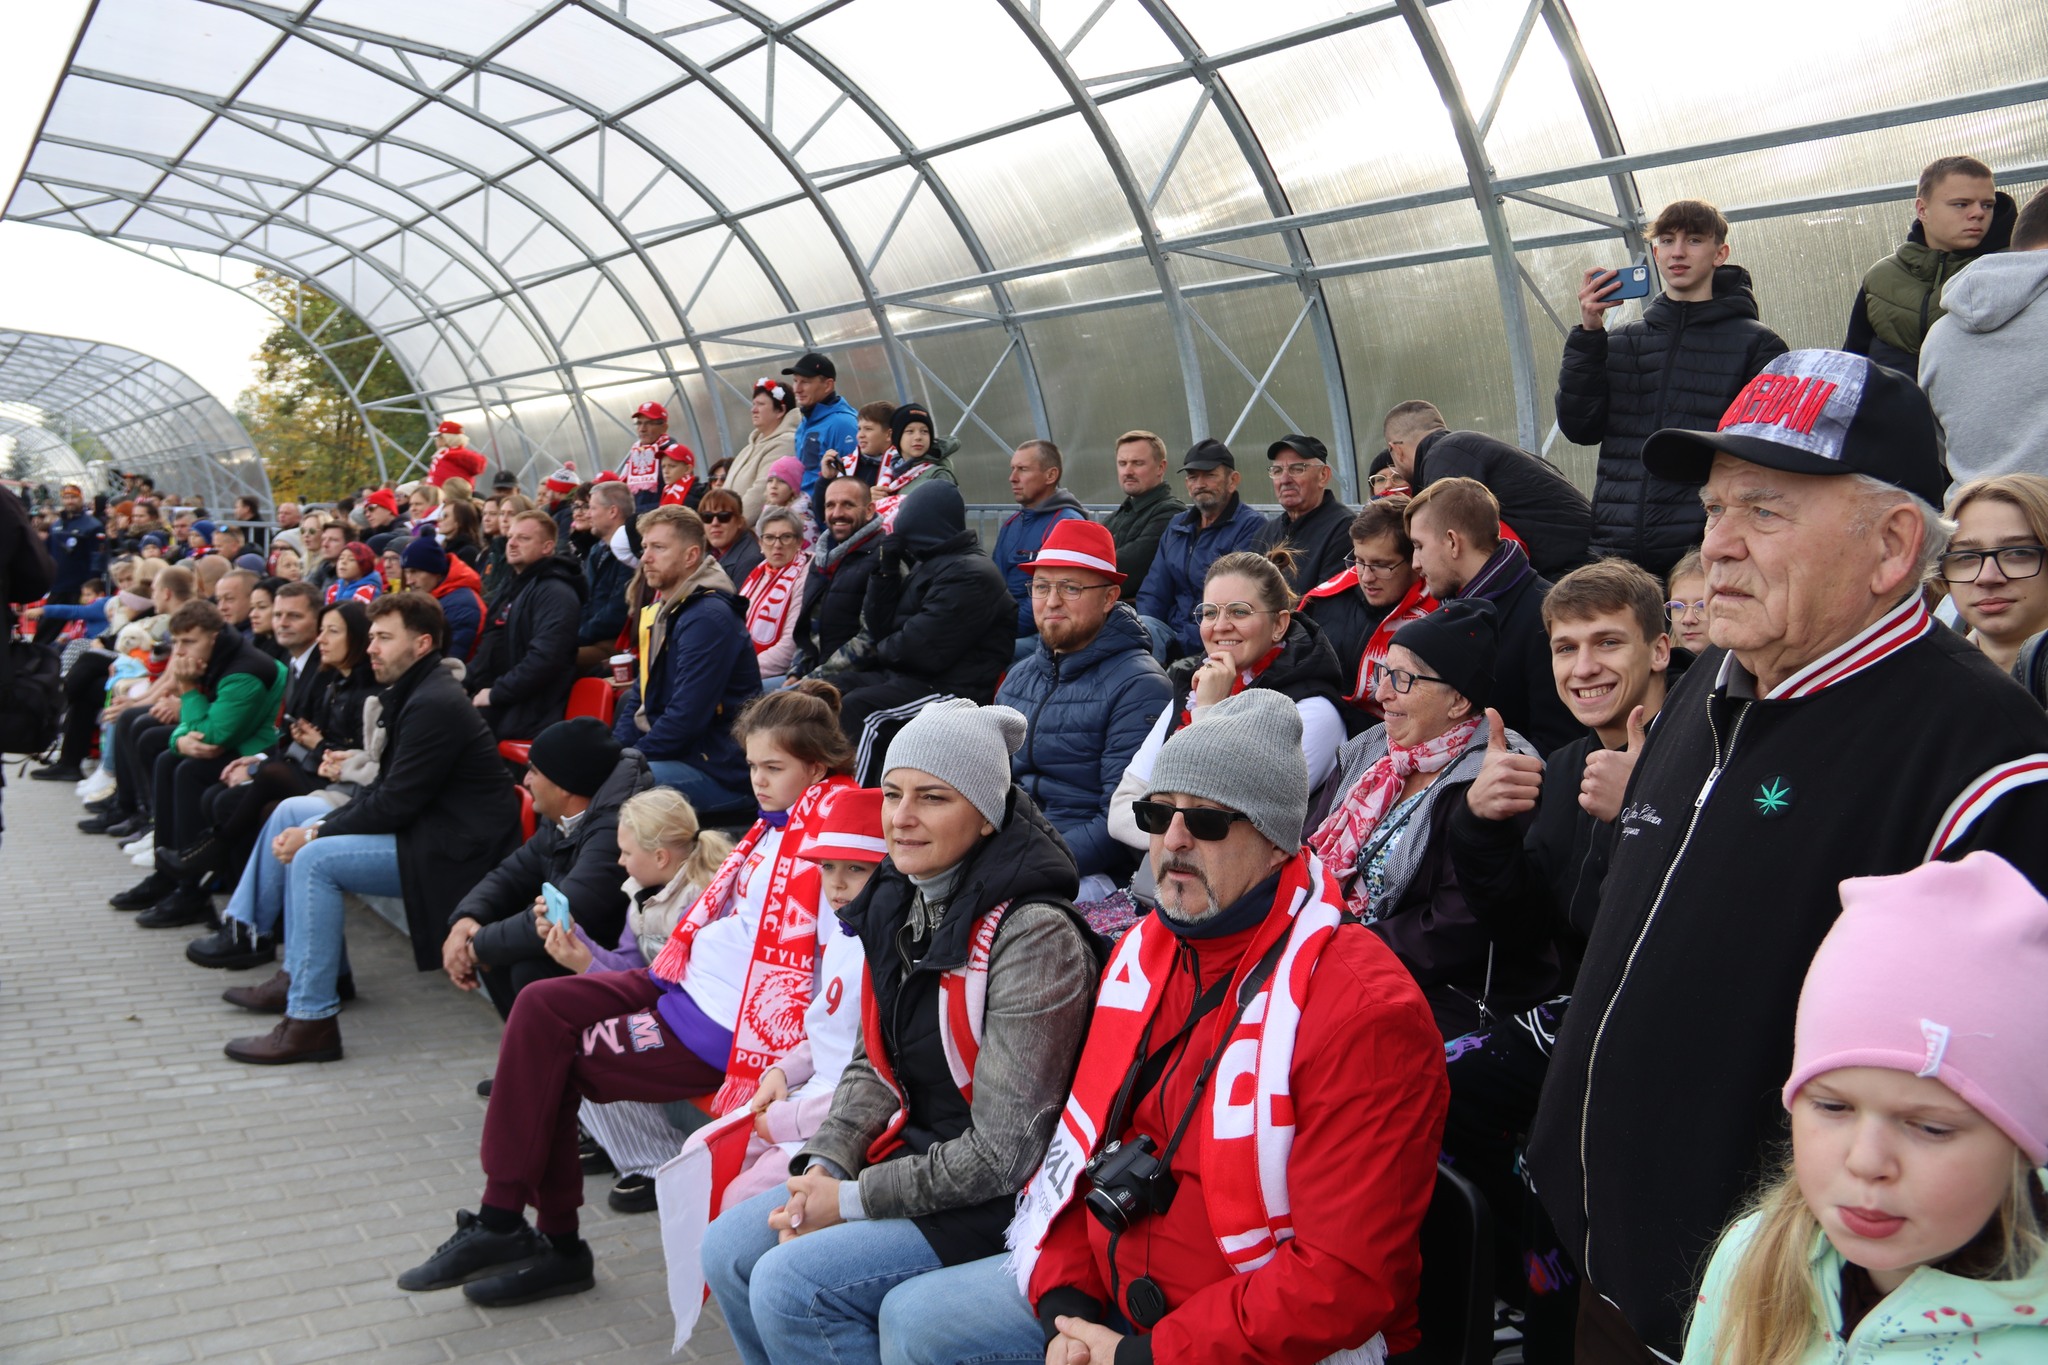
[1754,777,1793,818]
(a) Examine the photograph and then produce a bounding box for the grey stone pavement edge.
[0,772,740,1364]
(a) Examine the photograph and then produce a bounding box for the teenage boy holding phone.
[1554,200,1788,577]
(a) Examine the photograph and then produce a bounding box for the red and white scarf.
[1178,643,1283,730]
[1350,580,1438,711]
[1006,855,1381,1362]
[1309,717,1481,914]
[622,436,681,494]
[861,901,1011,1164]
[873,451,943,531]
[658,1105,756,1348]
[660,477,695,507]
[740,558,806,655]
[647,776,853,1114]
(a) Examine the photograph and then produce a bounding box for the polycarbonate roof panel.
[6,0,2045,492]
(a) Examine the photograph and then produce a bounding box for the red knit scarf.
[1349,580,1439,709]
[861,900,1011,1164]
[740,558,805,655]
[660,477,695,506]
[646,776,853,1113]
[1309,717,1481,914]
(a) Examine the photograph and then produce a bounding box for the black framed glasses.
[1367,661,1451,694]
[1344,554,1407,576]
[1130,800,1252,841]
[1938,545,2046,584]
[702,511,737,524]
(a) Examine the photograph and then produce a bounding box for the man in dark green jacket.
[1100,430,1183,602]
[1844,154,2015,375]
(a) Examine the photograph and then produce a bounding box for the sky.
[0,1,274,409]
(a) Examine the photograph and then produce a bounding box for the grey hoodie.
[1920,249,2048,489]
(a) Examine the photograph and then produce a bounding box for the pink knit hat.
[1783,852,2048,1164]
[768,455,805,490]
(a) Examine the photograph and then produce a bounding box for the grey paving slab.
[0,776,736,1362]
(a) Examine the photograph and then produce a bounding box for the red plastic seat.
[516,782,536,841]
[497,676,622,765]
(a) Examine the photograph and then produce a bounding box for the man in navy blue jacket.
[990,440,1087,652]
[613,505,758,815]
[37,481,103,643]
[1132,439,1268,663]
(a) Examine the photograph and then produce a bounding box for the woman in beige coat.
[726,378,800,521]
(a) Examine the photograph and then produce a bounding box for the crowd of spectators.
[5,164,2048,1365]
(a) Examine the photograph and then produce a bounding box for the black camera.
[1083,1135,1178,1232]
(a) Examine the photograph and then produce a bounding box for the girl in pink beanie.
[1683,852,2048,1365]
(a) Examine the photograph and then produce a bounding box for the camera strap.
[1100,962,1233,1146]
[1151,930,1292,1173]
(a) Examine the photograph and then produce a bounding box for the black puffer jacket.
[860,482,1014,702]
[1555,264,1788,576]
[1162,613,1347,743]
[467,553,587,741]
[791,517,884,677]
[1412,428,1592,579]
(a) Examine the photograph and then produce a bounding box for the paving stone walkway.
[0,774,738,1364]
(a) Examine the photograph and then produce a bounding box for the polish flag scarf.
[1005,854,1382,1362]
[658,1105,756,1348]
[622,436,680,495]
[861,900,1012,1164]
[740,558,807,655]
[1309,716,1481,915]
[647,775,854,1114]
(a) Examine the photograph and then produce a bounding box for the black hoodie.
[1161,612,1347,744]
[468,551,588,740]
[862,481,1015,702]
[1556,263,1789,576]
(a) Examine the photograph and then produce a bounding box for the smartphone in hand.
[1603,262,1653,300]
[541,882,572,932]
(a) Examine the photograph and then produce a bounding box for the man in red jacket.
[878,688,1449,1365]
[427,421,487,488]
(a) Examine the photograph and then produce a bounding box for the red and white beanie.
[542,463,581,494]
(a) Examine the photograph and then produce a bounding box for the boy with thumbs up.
[1440,557,1680,1364]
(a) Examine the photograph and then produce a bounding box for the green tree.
[235,271,431,501]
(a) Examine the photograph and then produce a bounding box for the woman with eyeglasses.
[726,377,801,522]
[1308,598,1556,1041]
[1107,550,1346,853]
[1664,547,1710,655]
[1299,496,1439,725]
[740,507,812,689]
[698,487,765,588]
[1943,475,2048,686]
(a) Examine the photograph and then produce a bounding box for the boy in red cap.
[621,401,692,515]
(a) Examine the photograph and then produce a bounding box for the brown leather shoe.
[224,1016,342,1065]
[222,969,291,1014]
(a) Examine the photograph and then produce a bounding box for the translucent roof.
[0,329,271,508]
[8,0,2048,501]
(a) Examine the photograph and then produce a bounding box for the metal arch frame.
[0,416,91,485]
[0,329,271,510]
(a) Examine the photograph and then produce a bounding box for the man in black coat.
[445,719,651,1020]
[468,509,586,740]
[810,479,1015,782]
[36,481,103,643]
[1555,199,1787,577]
[1383,402,1591,580]
[222,592,521,1065]
[789,475,884,680]
[1407,478,1581,756]
[1256,434,1354,594]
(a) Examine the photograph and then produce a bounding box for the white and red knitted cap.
[542,463,580,493]
[1784,851,2048,1164]
[793,787,886,864]
[1019,518,1124,584]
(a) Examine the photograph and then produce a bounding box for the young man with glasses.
[1256,434,1354,595]
[996,521,1172,898]
[1941,474,2048,675]
[1300,497,1439,723]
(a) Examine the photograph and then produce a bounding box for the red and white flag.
[658,1107,758,1349]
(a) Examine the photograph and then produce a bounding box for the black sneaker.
[395,1210,547,1292]
[110,872,176,911]
[159,833,224,879]
[578,1134,615,1176]
[186,921,276,970]
[29,761,83,782]
[79,809,131,835]
[462,1238,594,1307]
[105,815,150,841]
[84,794,119,815]
[476,1077,493,1098]
[608,1173,658,1214]
[136,891,215,929]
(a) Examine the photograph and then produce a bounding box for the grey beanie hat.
[883,699,1026,830]
[1144,689,1308,851]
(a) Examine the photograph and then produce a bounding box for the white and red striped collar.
[1715,594,1932,701]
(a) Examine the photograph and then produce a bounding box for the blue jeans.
[1138,613,1179,663]
[646,759,752,815]
[702,1184,943,1365]
[280,832,401,1020]
[223,795,331,936]
[878,1252,1044,1365]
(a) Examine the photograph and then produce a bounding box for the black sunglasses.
[702,511,737,524]
[1130,799,1251,841]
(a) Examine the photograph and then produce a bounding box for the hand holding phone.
[541,882,573,932]
[1579,263,1650,329]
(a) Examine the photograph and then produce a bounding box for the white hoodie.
[1920,248,2048,489]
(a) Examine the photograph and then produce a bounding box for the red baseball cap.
[435,420,464,436]
[793,787,886,864]
[1019,518,1124,584]
[364,488,400,515]
[633,402,668,423]
[592,470,625,484]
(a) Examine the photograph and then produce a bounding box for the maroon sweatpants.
[480,969,722,1234]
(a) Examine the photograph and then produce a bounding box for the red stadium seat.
[516,782,536,840]
[497,677,622,765]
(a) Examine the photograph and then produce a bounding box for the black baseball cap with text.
[1642,349,1948,507]
[781,351,836,380]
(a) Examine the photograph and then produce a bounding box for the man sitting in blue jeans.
[217,592,520,1065]
[613,504,758,815]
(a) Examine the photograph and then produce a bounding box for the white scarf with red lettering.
[873,451,944,531]
[1309,717,1480,915]
[740,558,806,655]
[1005,854,1381,1363]
[647,776,852,1114]
[861,900,1011,1163]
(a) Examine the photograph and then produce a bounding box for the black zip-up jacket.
[1556,264,1788,576]
[467,552,587,740]
[1162,613,1346,744]
[1527,620,2048,1358]
[861,488,1015,702]
[791,518,884,676]
[1258,489,1355,597]
[1411,429,1592,580]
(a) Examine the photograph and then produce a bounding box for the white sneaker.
[122,831,155,858]
[77,769,116,802]
[131,847,157,867]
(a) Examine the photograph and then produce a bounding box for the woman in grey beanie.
[702,699,1101,1365]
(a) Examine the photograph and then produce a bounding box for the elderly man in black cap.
[1526,350,2048,1365]
[782,351,859,501]
[1131,438,1269,663]
[1257,434,1354,594]
[441,717,652,1022]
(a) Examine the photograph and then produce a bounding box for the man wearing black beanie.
[442,718,654,1021]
